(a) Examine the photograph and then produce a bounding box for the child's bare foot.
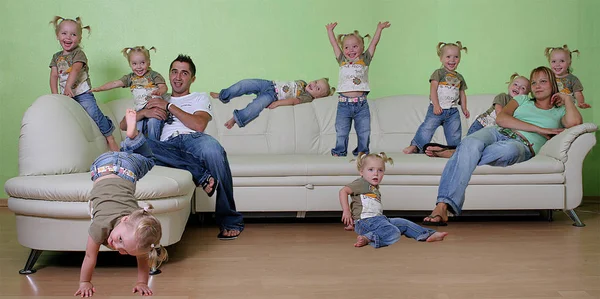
[344,224,354,231]
[354,235,370,247]
[106,135,119,151]
[426,232,448,242]
[210,92,220,99]
[403,145,418,154]
[224,117,237,129]
[125,109,139,139]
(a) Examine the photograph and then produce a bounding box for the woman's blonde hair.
[126,204,168,269]
[354,152,394,172]
[49,16,91,38]
[122,46,157,63]
[544,44,580,73]
[529,66,559,99]
[436,41,467,57]
[336,30,371,50]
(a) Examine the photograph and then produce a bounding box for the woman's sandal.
[201,175,219,197]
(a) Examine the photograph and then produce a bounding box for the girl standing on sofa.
[49,16,119,151]
[326,21,391,157]
[92,46,168,140]
[403,41,469,154]
[544,45,590,108]
[75,109,168,297]
[210,78,334,129]
[422,66,582,226]
[339,152,448,248]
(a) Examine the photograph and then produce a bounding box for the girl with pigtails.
[49,16,119,151]
[403,41,470,154]
[326,21,391,157]
[93,46,168,140]
[339,152,448,248]
[544,45,590,108]
[75,109,168,297]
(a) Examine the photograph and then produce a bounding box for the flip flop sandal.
[201,175,219,197]
[422,214,448,226]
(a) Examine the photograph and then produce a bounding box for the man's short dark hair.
[170,54,196,76]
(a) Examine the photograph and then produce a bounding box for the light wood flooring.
[0,200,599,299]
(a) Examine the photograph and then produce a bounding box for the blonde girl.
[326,21,391,157]
[544,45,590,108]
[75,109,168,297]
[49,16,119,151]
[404,41,469,154]
[339,152,448,248]
[93,46,168,140]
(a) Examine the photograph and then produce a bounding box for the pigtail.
[148,46,157,53]
[455,41,467,54]
[508,72,520,83]
[435,42,446,57]
[121,47,133,59]
[329,87,336,96]
[375,152,394,165]
[75,17,91,37]
[336,34,345,48]
[362,32,372,45]
[49,16,64,32]
[543,46,553,60]
[352,152,393,171]
[147,244,169,270]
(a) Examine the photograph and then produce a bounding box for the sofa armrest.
[538,123,598,162]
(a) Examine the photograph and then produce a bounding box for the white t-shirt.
[160,92,213,141]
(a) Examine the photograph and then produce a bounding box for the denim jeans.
[331,100,371,156]
[410,104,461,152]
[90,133,155,183]
[147,132,244,231]
[467,120,484,136]
[437,126,533,215]
[73,91,115,137]
[354,215,436,248]
[217,79,277,128]
[136,117,164,141]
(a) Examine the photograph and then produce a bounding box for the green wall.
[1,0,599,198]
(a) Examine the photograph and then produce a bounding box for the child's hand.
[341,210,353,228]
[433,105,443,115]
[326,22,337,31]
[64,87,75,98]
[132,282,153,296]
[91,87,99,93]
[462,108,470,118]
[267,101,280,109]
[578,102,591,109]
[151,89,162,96]
[75,281,96,297]
[377,21,391,30]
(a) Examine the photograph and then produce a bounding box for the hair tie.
[143,206,150,212]
[150,244,155,248]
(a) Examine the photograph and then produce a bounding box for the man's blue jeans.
[410,104,461,152]
[147,132,244,231]
[73,91,115,137]
[354,215,436,248]
[217,79,277,128]
[331,100,371,156]
[437,127,533,215]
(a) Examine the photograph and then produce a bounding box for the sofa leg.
[564,209,585,227]
[546,209,553,222]
[19,249,43,275]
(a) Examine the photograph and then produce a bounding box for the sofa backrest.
[108,94,497,155]
[19,94,122,176]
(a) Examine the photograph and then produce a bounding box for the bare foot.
[125,109,139,139]
[106,135,120,152]
[203,176,215,194]
[344,224,354,231]
[354,235,370,247]
[224,117,236,129]
[403,145,418,154]
[210,92,220,99]
[218,229,241,240]
[426,232,448,242]
[425,146,455,158]
[423,203,449,224]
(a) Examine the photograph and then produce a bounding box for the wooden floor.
[1,201,599,299]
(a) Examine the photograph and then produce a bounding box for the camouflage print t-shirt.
[49,47,92,96]
[272,80,314,104]
[119,70,166,110]
[347,177,382,220]
[429,68,467,109]
[556,73,583,96]
[476,93,512,127]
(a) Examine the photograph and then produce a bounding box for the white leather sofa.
[5,95,196,274]
[6,93,596,273]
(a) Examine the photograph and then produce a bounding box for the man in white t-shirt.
[135,54,243,240]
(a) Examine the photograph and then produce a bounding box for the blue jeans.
[331,100,371,156]
[410,104,461,152]
[73,91,115,137]
[147,132,244,231]
[136,117,164,141]
[354,215,436,248]
[437,127,534,215]
[467,120,484,136]
[218,79,277,128]
[90,133,155,183]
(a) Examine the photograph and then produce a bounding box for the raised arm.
[50,66,59,94]
[326,22,342,59]
[556,94,583,128]
[367,21,391,57]
[74,236,101,297]
[132,255,153,296]
[91,80,125,92]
